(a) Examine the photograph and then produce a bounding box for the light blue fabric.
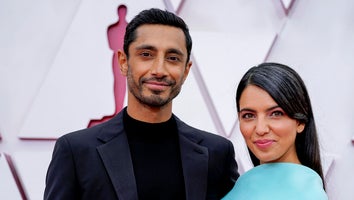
[222,163,328,200]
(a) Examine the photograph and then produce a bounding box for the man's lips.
[144,80,170,91]
[254,139,275,148]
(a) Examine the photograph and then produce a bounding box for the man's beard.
[126,68,182,107]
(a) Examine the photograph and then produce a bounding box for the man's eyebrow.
[166,48,184,56]
[134,45,185,57]
[135,44,156,51]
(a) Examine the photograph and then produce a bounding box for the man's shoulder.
[173,115,231,144]
[61,123,102,139]
[58,112,124,144]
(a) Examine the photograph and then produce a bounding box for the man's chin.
[139,95,170,107]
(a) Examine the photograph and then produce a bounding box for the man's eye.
[167,56,181,62]
[140,52,151,57]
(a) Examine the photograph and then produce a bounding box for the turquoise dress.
[222,163,328,200]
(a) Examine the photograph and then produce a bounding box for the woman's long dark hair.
[235,62,325,188]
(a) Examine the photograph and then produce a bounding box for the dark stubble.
[126,65,183,107]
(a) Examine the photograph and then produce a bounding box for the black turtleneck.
[123,110,186,200]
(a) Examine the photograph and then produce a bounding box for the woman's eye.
[271,111,283,117]
[242,113,254,119]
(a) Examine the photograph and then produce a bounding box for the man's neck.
[126,100,173,123]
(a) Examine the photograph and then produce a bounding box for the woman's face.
[238,85,305,164]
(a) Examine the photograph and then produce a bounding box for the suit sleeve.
[44,136,80,200]
[222,140,240,197]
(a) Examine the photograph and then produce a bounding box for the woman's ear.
[117,50,128,76]
[297,123,305,134]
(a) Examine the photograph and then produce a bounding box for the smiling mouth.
[144,81,170,91]
[143,77,173,89]
[254,139,274,148]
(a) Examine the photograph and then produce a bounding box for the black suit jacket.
[44,109,239,200]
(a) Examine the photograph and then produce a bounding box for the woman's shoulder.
[222,163,328,200]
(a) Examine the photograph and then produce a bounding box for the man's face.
[120,24,191,108]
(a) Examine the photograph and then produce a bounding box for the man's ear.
[117,50,128,76]
[182,61,192,83]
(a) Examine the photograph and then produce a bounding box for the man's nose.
[150,56,167,77]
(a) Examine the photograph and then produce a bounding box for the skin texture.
[118,24,192,123]
[238,85,305,164]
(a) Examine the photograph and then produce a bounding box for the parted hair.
[235,62,325,188]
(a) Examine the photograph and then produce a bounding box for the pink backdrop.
[1,0,353,199]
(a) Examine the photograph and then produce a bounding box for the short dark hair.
[235,62,325,188]
[123,8,192,62]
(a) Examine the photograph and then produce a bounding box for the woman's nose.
[255,118,270,136]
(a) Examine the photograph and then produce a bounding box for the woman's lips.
[254,139,274,148]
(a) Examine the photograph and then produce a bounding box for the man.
[44,8,239,200]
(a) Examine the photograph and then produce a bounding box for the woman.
[222,63,328,199]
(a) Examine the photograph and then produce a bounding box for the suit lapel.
[96,112,138,200]
[179,128,209,200]
[95,112,209,200]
